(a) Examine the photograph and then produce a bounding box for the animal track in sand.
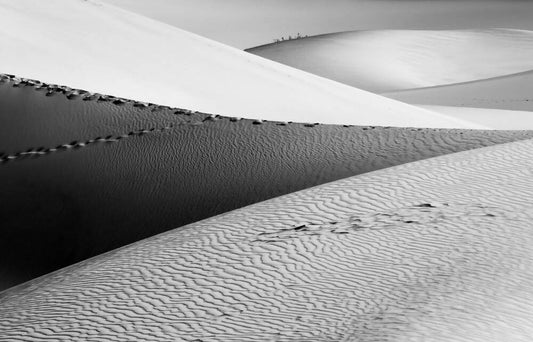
[252,202,512,243]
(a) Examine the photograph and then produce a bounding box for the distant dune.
[103,0,533,49]
[2,74,533,290]
[3,137,533,341]
[247,28,533,129]
[417,106,533,130]
[385,70,533,112]
[247,29,533,93]
[0,0,478,128]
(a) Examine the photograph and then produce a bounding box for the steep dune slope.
[3,138,533,341]
[0,0,474,128]
[2,75,532,290]
[385,70,533,112]
[247,29,533,93]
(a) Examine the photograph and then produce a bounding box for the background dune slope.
[0,0,476,128]
[3,138,533,341]
[1,75,532,290]
[385,70,533,112]
[104,0,533,49]
[247,29,533,93]
[417,106,533,130]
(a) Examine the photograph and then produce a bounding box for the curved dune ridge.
[103,0,533,49]
[246,29,533,93]
[0,0,480,128]
[3,138,533,341]
[385,69,533,112]
[3,74,533,291]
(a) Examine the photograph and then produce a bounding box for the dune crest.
[0,1,479,128]
[247,29,533,93]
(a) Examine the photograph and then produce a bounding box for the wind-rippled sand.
[2,138,533,341]
[2,74,533,290]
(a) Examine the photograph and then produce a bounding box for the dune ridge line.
[0,73,360,164]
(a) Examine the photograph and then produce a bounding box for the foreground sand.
[2,138,533,341]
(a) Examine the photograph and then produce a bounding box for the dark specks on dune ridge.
[0,73,198,115]
[1,73,533,290]
[0,74,342,163]
[0,73,451,165]
[252,202,502,243]
[0,74,324,126]
[0,124,179,163]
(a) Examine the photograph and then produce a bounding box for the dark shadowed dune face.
[1,74,533,290]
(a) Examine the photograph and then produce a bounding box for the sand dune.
[2,0,532,339]
[3,137,533,341]
[247,28,533,128]
[0,0,477,128]
[386,70,533,112]
[247,29,533,93]
[2,74,533,290]
[419,105,533,130]
[104,0,533,49]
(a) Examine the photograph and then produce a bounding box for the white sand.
[246,28,533,128]
[386,70,533,112]
[418,105,533,130]
[247,29,533,93]
[0,0,480,129]
[3,138,533,340]
[104,0,533,49]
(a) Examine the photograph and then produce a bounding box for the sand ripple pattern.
[3,72,533,291]
[2,139,533,341]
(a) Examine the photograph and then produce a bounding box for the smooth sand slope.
[104,0,533,49]
[0,0,476,128]
[3,138,533,341]
[2,74,533,291]
[247,29,533,93]
[386,70,533,112]
[418,106,533,130]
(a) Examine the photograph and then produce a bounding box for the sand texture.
[2,138,533,341]
[1,75,533,290]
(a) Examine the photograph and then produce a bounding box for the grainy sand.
[2,76,533,290]
[2,138,533,341]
